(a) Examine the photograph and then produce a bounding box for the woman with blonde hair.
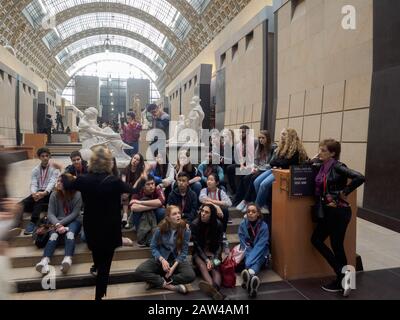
[135,205,196,294]
[254,128,307,210]
[70,146,139,300]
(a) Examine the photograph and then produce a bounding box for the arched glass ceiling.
[42,12,176,58]
[22,0,191,39]
[56,35,166,69]
[66,52,158,81]
[186,0,211,13]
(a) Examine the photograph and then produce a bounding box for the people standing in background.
[147,104,170,140]
[56,111,64,133]
[45,114,53,143]
[311,139,365,297]
[121,112,142,157]
[23,148,60,235]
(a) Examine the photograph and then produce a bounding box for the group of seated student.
[25,126,360,300]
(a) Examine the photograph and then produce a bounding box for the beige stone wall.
[275,0,373,206]
[0,71,17,146]
[223,23,265,136]
[165,0,273,95]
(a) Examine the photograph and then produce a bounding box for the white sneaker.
[35,257,50,275]
[342,270,352,297]
[236,201,246,211]
[61,256,72,274]
[241,205,248,213]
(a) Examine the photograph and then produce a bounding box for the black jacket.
[72,173,137,251]
[323,161,365,196]
[65,160,89,177]
[190,218,223,261]
[270,151,300,169]
[167,186,198,223]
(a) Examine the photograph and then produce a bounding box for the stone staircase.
[8,208,269,300]
[46,143,82,157]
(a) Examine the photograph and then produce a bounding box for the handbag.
[220,256,236,288]
[311,175,327,223]
[33,216,55,249]
[230,244,245,265]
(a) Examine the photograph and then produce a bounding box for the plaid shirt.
[132,186,165,205]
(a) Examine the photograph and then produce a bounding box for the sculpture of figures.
[141,108,153,130]
[185,96,205,143]
[69,105,133,166]
[132,94,141,120]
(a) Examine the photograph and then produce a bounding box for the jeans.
[190,181,202,197]
[254,170,275,208]
[245,255,267,274]
[43,220,81,258]
[311,206,352,277]
[124,141,139,157]
[132,208,165,229]
[23,194,51,224]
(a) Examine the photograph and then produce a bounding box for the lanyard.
[249,222,260,239]
[39,166,49,190]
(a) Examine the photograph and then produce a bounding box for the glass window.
[56,35,166,70]
[23,0,191,39]
[185,0,211,13]
[42,12,176,57]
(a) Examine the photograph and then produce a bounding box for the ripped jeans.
[43,220,81,258]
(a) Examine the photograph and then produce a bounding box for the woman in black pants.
[71,146,138,300]
[311,139,365,297]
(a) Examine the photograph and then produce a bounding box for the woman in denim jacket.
[135,205,196,294]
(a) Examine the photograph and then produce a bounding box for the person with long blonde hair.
[135,205,196,294]
[254,128,307,210]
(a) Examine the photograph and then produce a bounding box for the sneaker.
[342,271,352,297]
[122,237,134,247]
[61,256,72,274]
[137,241,147,248]
[174,284,188,295]
[241,205,248,213]
[321,280,342,293]
[199,281,224,300]
[35,257,50,275]
[236,201,246,211]
[241,269,251,290]
[8,228,22,239]
[261,206,270,214]
[24,222,36,235]
[249,275,260,298]
[90,265,97,277]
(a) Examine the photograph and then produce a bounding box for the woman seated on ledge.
[135,205,196,294]
[35,174,82,275]
[311,139,365,297]
[238,203,270,298]
[254,128,308,212]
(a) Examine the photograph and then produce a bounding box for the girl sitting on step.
[238,203,270,298]
[135,205,196,294]
[35,173,82,275]
[191,204,226,300]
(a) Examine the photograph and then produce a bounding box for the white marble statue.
[167,96,205,145]
[69,105,132,167]
[185,95,205,143]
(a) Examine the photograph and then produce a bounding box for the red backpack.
[220,256,236,288]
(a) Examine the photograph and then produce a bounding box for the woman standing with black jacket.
[311,139,365,297]
[71,146,138,300]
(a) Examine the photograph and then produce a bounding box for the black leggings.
[92,248,115,300]
[311,206,351,277]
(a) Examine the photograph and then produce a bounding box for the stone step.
[9,234,239,269]
[10,269,282,300]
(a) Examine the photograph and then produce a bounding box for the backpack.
[136,210,157,247]
[33,216,54,249]
[220,256,236,288]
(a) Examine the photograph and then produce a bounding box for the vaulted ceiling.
[0,0,251,96]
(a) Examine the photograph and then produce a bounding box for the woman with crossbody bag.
[311,139,365,297]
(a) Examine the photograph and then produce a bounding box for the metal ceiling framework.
[0,0,252,96]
